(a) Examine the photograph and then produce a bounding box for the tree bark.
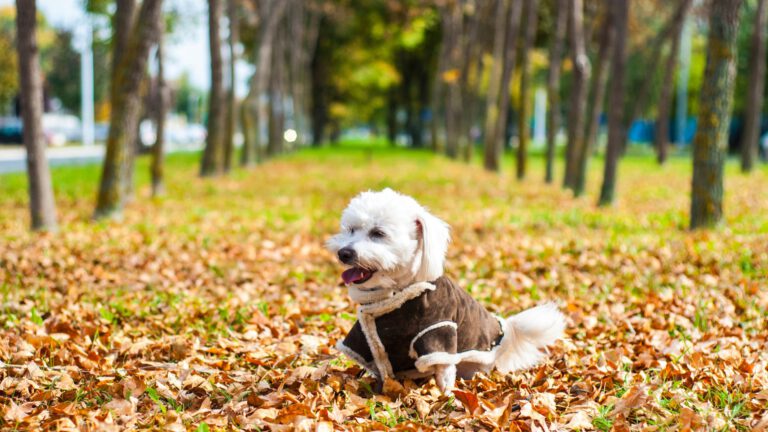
[16,0,57,231]
[563,0,591,191]
[483,0,523,172]
[516,0,538,180]
[740,0,767,172]
[690,0,743,229]
[200,0,226,177]
[95,0,163,219]
[112,0,138,202]
[545,0,567,183]
[576,4,613,196]
[223,0,239,172]
[597,0,628,206]
[151,33,166,197]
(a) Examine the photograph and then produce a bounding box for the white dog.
[327,188,565,393]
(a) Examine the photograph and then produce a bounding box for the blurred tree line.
[9,0,765,232]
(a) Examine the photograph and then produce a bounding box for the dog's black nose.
[338,247,357,264]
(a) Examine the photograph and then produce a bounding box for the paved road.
[0,144,204,174]
[0,145,105,174]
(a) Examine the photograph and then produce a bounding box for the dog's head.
[326,188,450,290]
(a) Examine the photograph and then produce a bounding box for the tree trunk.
[597,0,628,206]
[690,0,743,229]
[443,2,463,159]
[655,0,693,165]
[483,0,523,172]
[516,0,538,180]
[740,0,767,172]
[583,8,613,164]
[563,0,591,191]
[253,0,289,152]
[95,0,163,219]
[222,0,239,172]
[576,4,613,196]
[16,0,57,231]
[112,0,137,203]
[545,0,567,183]
[460,0,484,163]
[482,0,508,171]
[267,27,285,156]
[200,0,225,177]
[431,8,451,153]
[151,33,166,197]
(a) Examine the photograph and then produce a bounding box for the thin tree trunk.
[583,9,613,164]
[223,0,239,172]
[483,0,523,172]
[200,0,225,176]
[655,0,693,165]
[691,0,743,229]
[597,0,628,206]
[740,0,767,172]
[576,5,613,196]
[95,0,163,219]
[16,0,57,231]
[460,0,483,163]
[545,0,567,183]
[267,27,285,156]
[444,1,463,159]
[151,33,166,197]
[564,0,591,191]
[431,8,452,153]
[253,0,288,153]
[516,0,538,180]
[483,0,509,171]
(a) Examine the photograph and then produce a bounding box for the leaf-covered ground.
[1,144,767,431]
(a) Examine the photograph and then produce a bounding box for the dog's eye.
[369,228,386,239]
[348,227,356,234]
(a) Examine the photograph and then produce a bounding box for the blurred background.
[1,0,765,227]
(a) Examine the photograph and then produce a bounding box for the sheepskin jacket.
[336,276,504,379]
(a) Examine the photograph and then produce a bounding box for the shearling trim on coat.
[358,311,394,378]
[335,340,378,376]
[357,281,436,317]
[408,321,458,359]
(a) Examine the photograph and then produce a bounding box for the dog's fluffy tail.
[494,303,566,374]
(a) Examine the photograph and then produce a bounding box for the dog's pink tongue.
[342,268,365,284]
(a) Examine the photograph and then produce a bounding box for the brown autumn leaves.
[0,153,767,430]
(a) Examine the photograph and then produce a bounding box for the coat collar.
[350,281,436,317]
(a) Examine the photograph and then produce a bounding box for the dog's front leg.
[435,364,456,394]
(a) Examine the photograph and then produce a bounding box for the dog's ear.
[415,208,450,282]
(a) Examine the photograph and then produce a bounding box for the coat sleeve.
[409,321,459,372]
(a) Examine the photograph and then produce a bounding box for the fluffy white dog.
[327,188,565,393]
